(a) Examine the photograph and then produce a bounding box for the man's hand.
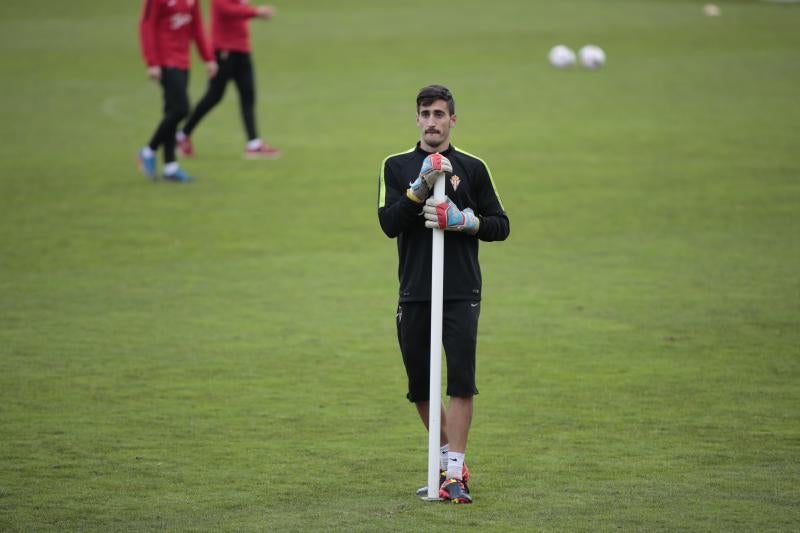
[206,61,218,78]
[423,196,480,234]
[407,153,452,202]
[256,5,276,19]
[147,66,162,81]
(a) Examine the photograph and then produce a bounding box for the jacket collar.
[415,142,453,157]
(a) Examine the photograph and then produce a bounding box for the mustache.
[425,128,440,134]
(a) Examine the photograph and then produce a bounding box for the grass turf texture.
[1,0,799,530]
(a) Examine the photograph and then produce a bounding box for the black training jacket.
[377,143,510,302]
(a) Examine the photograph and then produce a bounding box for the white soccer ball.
[548,45,576,69]
[578,45,606,70]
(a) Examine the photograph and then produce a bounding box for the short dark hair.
[416,84,455,115]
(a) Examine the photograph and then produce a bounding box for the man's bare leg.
[415,401,448,445]
[445,396,473,453]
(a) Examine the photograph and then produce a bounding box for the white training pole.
[423,175,446,500]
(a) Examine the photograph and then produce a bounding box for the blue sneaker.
[137,148,157,180]
[163,167,194,183]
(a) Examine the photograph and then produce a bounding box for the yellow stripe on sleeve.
[378,147,415,208]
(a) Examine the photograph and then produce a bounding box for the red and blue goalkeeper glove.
[423,196,480,234]
[407,153,453,202]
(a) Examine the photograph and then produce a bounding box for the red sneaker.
[439,478,472,504]
[177,135,194,158]
[245,143,281,160]
[415,464,470,497]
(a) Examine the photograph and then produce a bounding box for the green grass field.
[1,0,799,530]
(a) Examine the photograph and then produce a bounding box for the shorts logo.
[450,175,461,191]
[396,305,403,323]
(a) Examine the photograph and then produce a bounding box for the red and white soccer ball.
[578,45,606,70]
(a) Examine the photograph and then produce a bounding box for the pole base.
[417,487,443,501]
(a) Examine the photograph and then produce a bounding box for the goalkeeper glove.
[423,196,480,234]
[407,153,453,202]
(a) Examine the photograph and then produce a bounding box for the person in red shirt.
[137,0,218,182]
[176,1,281,160]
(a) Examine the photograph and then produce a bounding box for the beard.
[423,130,447,149]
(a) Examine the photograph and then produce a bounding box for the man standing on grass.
[176,0,281,160]
[377,85,510,503]
[137,0,217,183]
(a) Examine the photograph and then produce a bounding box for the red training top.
[212,0,259,53]
[139,0,213,69]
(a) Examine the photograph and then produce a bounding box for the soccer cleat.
[439,478,472,504]
[416,470,447,498]
[137,148,157,180]
[461,463,471,487]
[176,134,195,157]
[415,464,470,497]
[244,143,281,160]
[163,167,194,183]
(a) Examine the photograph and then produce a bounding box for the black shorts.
[396,300,481,402]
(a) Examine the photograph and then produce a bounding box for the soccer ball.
[548,45,576,69]
[578,45,606,70]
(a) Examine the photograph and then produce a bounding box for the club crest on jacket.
[450,175,461,191]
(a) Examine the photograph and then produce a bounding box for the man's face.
[417,99,456,151]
